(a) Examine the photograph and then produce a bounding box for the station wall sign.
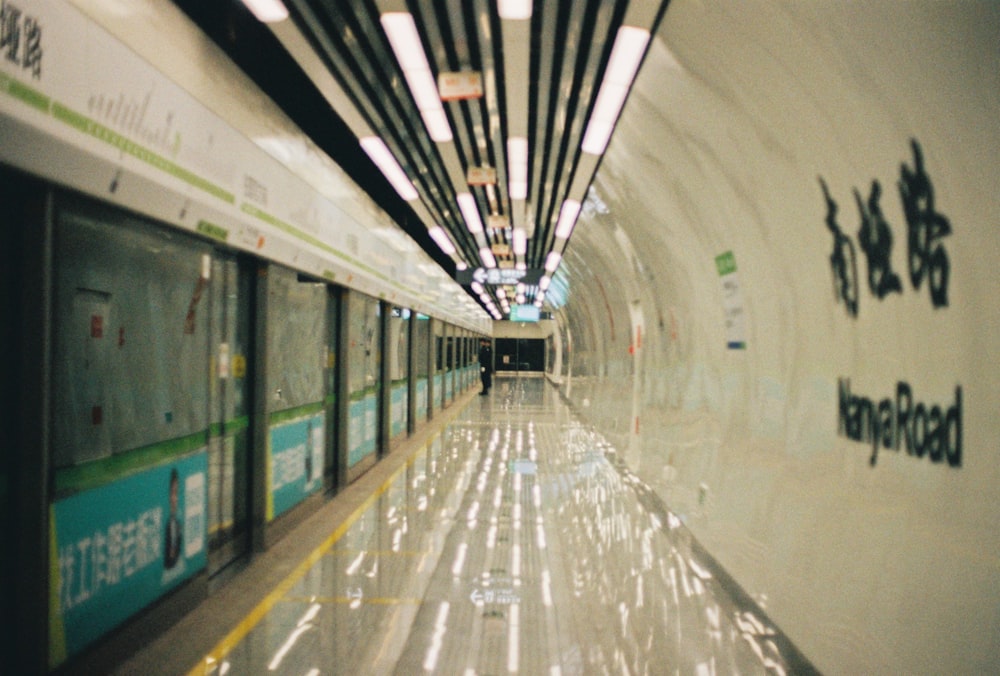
[456,267,545,286]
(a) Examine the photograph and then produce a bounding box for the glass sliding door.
[388,307,410,440]
[346,291,381,471]
[206,253,253,574]
[265,267,327,521]
[414,314,431,422]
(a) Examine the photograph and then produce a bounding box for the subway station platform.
[115,375,809,675]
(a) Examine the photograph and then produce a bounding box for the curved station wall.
[553,3,1000,673]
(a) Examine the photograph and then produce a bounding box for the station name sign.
[838,378,962,468]
[456,268,544,286]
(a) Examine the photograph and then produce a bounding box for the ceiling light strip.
[381,12,453,142]
[241,0,289,23]
[359,136,419,201]
[507,137,529,201]
[554,199,581,240]
[512,228,527,256]
[497,0,532,20]
[457,193,485,234]
[581,26,651,156]
[479,247,498,268]
[428,226,457,255]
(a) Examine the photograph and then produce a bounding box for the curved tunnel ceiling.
[172,0,669,318]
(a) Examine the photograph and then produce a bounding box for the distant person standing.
[478,338,493,395]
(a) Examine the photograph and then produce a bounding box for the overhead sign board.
[487,215,510,231]
[438,71,483,100]
[467,166,497,185]
[510,304,540,322]
[491,243,511,256]
[456,267,545,286]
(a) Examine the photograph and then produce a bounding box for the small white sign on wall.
[716,250,746,349]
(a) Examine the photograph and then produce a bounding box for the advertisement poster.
[269,412,325,519]
[49,451,208,664]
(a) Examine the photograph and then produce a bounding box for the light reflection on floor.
[205,376,796,675]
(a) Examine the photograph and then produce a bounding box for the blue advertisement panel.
[348,394,377,466]
[269,412,325,520]
[50,451,208,663]
[416,378,428,420]
[391,383,407,438]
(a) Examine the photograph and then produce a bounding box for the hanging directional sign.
[467,166,497,185]
[456,267,545,286]
[487,215,510,230]
[438,71,483,100]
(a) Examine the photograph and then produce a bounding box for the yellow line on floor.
[325,548,431,557]
[278,595,423,605]
[185,398,473,676]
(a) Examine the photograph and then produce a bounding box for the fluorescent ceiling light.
[581,26,651,155]
[360,136,419,201]
[507,137,528,200]
[539,275,551,290]
[457,193,484,234]
[544,251,562,273]
[516,262,527,271]
[498,0,532,20]
[479,247,497,268]
[241,0,288,23]
[457,261,468,270]
[554,199,581,240]
[496,288,507,299]
[512,228,527,255]
[381,13,453,142]
[471,281,484,294]
[428,226,456,255]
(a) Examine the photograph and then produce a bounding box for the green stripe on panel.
[0,72,50,111]
[269,401,326,425]
[349,385,378,401]
[197,220,230,241]
[55,430,209,496]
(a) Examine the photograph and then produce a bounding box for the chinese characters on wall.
[1,0,43,79]
[820,139,952,318]
[820,140,962,470]
[58,507,164,613]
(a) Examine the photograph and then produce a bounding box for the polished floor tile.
[197,377,795,674]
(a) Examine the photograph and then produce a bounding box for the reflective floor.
[186,377,804,675]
